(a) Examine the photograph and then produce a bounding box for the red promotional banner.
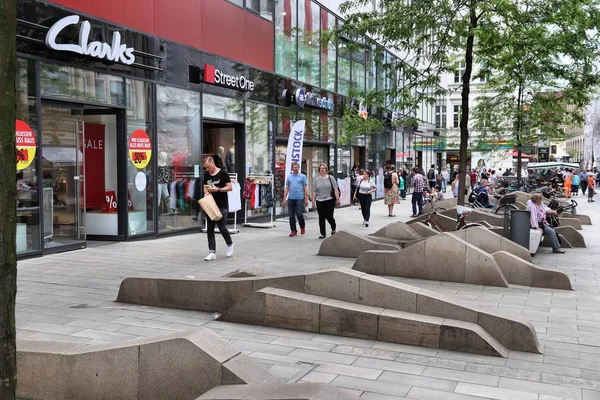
[83,124,106,209]
[16,120,36,171]
[128,130,152,169]
[103,190,118,213]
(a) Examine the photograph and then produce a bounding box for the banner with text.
[284,120,306,179]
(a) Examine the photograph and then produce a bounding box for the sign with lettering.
[45,15,135,65]
[16,120,36,171]
[284,120,306,179]
[128,130,152,169]
[285,89,334,111]
[203,64,254,91]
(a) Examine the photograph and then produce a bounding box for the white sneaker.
[204,252,216,261]
[227,243,234,257]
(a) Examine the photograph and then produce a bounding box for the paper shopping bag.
[198,194,223,221]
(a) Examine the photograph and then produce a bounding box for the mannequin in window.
[157,151,173,213]
[215,146,225,169]
[226,139,235,173]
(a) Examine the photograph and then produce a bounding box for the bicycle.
[422,203,487,232]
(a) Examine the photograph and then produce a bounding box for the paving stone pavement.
[16,194,600,399]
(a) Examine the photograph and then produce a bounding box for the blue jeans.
[441,179,447,193]
[543,225,561,250]
[288,199,305,232]
[358,193,372,222]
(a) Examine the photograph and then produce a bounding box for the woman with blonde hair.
[353,170,377,227]
[312,163,340,239]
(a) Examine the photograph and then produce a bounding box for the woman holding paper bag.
[201,156,234,261]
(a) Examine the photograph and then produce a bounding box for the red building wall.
[44,0,275,72]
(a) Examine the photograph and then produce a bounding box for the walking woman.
[353,170,377,227]
[312,164,340,239]
[384,165,401,217]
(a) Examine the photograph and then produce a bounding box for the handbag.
[328,176,336,199]
[198,194,223,221]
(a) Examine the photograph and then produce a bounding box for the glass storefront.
[156,85,201,233]
[16,58,40,255]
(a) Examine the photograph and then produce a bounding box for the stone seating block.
[197,383,359,400]
[221,353,281,385]
[320,299,383,339]
[17,343,71,400]
[465,245,509,287]
[372,221,422,240]
[530,266,573,290]
[423,233,467,282]
[203,279,255,313]
[263,288,325,332]
[358,274,419,313]
[477,310,541,354]
[559,217,583,230]
[377,309,442,348]
[423,197,457,213]
[116,277,158,306]
[439,320,507,357]
[318,231,400,258]
[433,213,459,231]
[452,227,532,262]
[217,290,267,326]
[567,213,592,225]
[251,275,306,293]
[408,221,439,237]
[305,268,364,303]
[156,279,205,311]
[353,250,399,276]
[416,291,479,323]
[492,251,532,286]
[555,226,586,247]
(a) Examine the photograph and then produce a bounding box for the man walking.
[427,164,437,189]
[410,167,426,217]
[283,162,308,237]
[203,156,234,261]
[441,166,449,192]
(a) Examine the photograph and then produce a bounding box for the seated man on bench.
[473,180,495,209]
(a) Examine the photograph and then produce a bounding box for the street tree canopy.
[334,0,600,202]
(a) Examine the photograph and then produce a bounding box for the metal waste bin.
[510,210,531,249]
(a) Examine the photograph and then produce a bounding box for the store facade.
[14,0,432,257]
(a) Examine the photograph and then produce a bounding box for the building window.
[435,105,447,129]
[297,0,321,86]
[453,105,462,128]
[226,0,274,21]
[275,0,297,79]
[454,61,466,84]
[320,10,336,91]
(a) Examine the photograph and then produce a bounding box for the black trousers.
[412,192,423,215]
[207,207,233,252]
[581,180,587,194]
[316,199,337,236]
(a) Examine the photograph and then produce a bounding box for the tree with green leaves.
[335,0,600,204]
[0,0,18,397]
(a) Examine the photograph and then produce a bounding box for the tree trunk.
[0,0,18,398]
[516,82,524,182]
[457,3,477,205]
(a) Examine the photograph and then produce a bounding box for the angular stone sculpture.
[17,330,279,400]
[353,233,510,287]
[371,221,422,241]
[492,251,572,290]
[554,226,586,247]
[317,230,400,258]
[451,226,532,262]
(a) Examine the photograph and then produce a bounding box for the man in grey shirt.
[311,164,340,239]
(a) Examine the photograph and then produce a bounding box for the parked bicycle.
[423,203,487,232]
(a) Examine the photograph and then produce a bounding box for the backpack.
[384,172,393,189]
[427,169,435,180]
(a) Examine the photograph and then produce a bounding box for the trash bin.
[510,210,531,249]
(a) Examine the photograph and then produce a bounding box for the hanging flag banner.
[284,120,306,179]
[16,120,36,171]
[128,130,152,169]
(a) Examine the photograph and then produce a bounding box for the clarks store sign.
[45,15,136,65]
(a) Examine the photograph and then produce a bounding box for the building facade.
[14,0,436,257]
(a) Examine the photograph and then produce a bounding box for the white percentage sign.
[105,195,117,209]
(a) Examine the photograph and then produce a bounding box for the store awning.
[505,151,532,158]
[396,152,412,157]
[42,147,83,166]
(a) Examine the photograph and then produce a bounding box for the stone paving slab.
[14,196,600,399]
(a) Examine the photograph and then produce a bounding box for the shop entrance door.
[41,103,87,252]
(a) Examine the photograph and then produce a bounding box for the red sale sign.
[16,120,36,170]
[128,130,152,169]
[103,191,118,213]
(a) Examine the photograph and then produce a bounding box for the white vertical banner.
[285,120,306,178]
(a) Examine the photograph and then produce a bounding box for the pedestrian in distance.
[283,162,309,237]
[410,167,427,217]
[441,166,450,193]
[202,156,234,261]
[588,172,596,202]
[383,165,401,217]
[312,163,340,239]
[427,164,437,190]
[353,170,377,227]
[399,169,407,200]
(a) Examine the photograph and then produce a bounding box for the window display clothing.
[243,178,274,209]
[157,165,173,207]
